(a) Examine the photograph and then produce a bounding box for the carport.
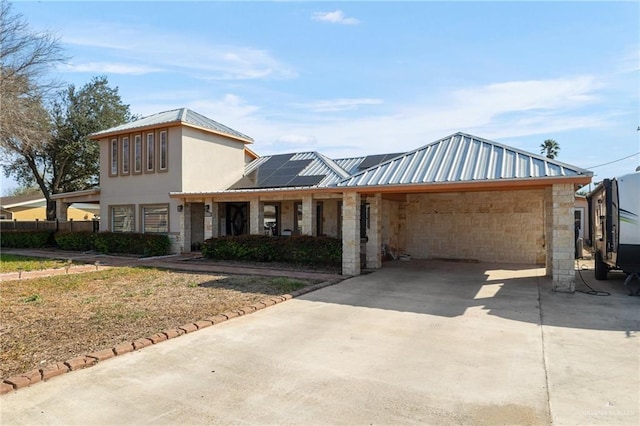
[337,135,592,293]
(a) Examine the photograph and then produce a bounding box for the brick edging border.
[0,279,341,396]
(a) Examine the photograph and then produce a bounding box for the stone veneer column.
[204,199,215,240]
[181,202,191,253]
[366,193,382,269]
[209,201,219,238]
[544,188,553,277]
[342,192,361,276]
[56,200,69,221]
[249,197,263,235]
[550,183,576,292]
[301,195,316,236]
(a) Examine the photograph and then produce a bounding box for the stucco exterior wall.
[403,189,546,264]
[181,127,246,193]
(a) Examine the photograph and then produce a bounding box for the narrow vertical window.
[121,136,130,174]
[134,135,142,173]
[146,132,155,172]
[159,131,168,171]
[110,139,118,175]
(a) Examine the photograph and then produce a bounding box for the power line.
[587,151,640,169]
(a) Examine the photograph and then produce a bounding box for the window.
[111,205,134,232]
[110,139,118,176]
[133,134,142,173]
[146,132,155,172]
[159,131,168,171]
[121,136,130,174]
[142,205,168,233]
[264,203,280,236]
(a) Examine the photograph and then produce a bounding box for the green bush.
[92,232,171,256]
[55,231,95,251]
[202,235,341,266]
[0,231,55,248]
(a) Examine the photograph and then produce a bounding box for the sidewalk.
[0,248,344,281]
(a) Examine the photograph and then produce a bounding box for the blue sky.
[3,1,639,193]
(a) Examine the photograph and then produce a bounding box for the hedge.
[202,235,342,266]
[2,230,171,257]
[91,232,171,257]
[55,231,95,251]
[0,231,55,248]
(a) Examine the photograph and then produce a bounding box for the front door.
[226,203,248,236]
[190,203,205,250]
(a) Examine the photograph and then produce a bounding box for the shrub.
[55,231,95,251]
[92,232,171,257]
[0,231,55,248]
[202,235,341,266]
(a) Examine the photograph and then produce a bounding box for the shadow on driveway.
[300,259,640,333]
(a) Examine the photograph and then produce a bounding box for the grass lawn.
[1,265,319,379]
[0,253,74,273]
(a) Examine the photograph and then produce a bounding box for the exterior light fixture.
[177,205,184,212]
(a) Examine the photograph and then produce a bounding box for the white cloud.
[312,10,360,25]
[61,24,297,81]
[244,75,608,157]
[294,98,383,112]
[59,62,162,75]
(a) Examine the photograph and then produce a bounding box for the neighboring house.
[89,108,592,292]
[0,194,99,221]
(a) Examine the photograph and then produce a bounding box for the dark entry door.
[190,203,205,250]
[226,203,248,236]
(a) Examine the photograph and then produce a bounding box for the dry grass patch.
[1,267,318,379]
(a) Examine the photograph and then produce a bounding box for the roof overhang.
[90,121,253,144]
[50,189,101,204]
[170,175,592,200]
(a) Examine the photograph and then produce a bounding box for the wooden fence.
[0,219,99,233]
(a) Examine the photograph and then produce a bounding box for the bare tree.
[0,0,65,218]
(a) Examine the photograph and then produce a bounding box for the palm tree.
[540,139,560,159]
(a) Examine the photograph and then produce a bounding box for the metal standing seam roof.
[337,132,593,188]
[90,108,254,143]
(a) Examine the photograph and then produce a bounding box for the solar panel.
[227,154,329,189]
[357,153,403,170]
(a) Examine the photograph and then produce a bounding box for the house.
[88,108,592,292]
[0,193,99,221]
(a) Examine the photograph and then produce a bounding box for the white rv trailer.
[587,171,640,280]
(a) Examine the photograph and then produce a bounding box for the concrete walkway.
[1,259,638,425]
[0,248,344,281]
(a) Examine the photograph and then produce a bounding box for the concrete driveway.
[1,260,638,425]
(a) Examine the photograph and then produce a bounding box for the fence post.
[13,219,17,230]
[35,218,39,230]
[69,218,73,232]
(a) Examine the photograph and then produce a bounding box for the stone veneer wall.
[403,189,546,264]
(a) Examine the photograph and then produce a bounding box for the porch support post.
[549,183,576,292]
[56,200,69,221]
[249,197,263,235]
[301,194,316,236]
[208,201,219,238]
[204,198,215,240]
[181,201,191,253]
[366,193,382,269]
[342,192,361,276]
